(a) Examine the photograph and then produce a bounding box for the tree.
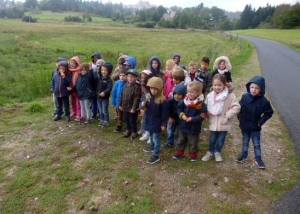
[23,0,38,10]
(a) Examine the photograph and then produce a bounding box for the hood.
[102,63,113,76]
[70,56,81,66]
[124,56,137,69]
[173,84,187,97]
[213,56,232,70]
[246,76,265,96]
[172,54,181,60]
[149,56,162,72]
[57,61,69,74]
[56,57,66,62]
[91,52,102,60]
[146,77,165,104]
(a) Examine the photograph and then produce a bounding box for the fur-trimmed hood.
[213,56,232,70]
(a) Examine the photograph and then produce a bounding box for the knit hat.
[102,63,113,76]
[173,84,187,97]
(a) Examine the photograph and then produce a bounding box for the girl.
[212,56,232,83]
[163,59,175,100]
[74,63,95,124]
[68,56,81,121]
[149,56,164,79]
[201,74,240,162]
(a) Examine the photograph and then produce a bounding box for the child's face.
[166,63,174,71]
[187,87,200,100]
[81,68,88,75]
[127,74,137,84]
[173,57,180,64]
[173,78,181,85]
[58,66,66,73]
[119,73,127,82]
[140,73,147,85]
[150,87,159,96]
[201,62,209,69]
[101,67,108,77]
[152,60,159,70]
[218,61,226,70]
[93,55,99,62]
[174,93,184,102]
[96,65,101,72]
[249,83,262,96]
[69,60,77,69]
[212,79,225,94]
[189,65,197,74]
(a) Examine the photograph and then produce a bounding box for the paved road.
[237,34,300,213]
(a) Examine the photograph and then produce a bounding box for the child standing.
[112,53,128,81]
[119,69,142,140]
[149,56,164,78]
[188,61,198,81]
[212,56,232,83]
[68,56,81,121]
[201,74,241,162]
[173,81,207,161]
[163,84,187,148]
[142,77,168,164]
[74,63,95,124]
[236,76,273,169]
[197,56,213,95]
[90,52,102,73]
[111,68,127,132]
[96,63,113,127]
[51,61,71,122]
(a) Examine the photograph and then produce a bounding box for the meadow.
[0,13,299,213]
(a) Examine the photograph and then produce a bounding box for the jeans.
[149,132,161,157]
[123,111,138,133]
[97,99,109,122]
[92,96,98,115]
[167,121,178,144]
[208,131,228,153]
[79,99,91,119]
[56,96,70,117]
[241,131,261,159]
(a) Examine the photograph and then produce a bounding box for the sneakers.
[147,156,160,164]
[190,157,197,162]
[139,133,149,141]
[53,115,61,121]
[255,159,266,169]
[123,130,131,138]
[91,114,97,119]
[146,139,151,144]
[74,117,81,122]
[163,143,174,148]
[236,154,248,163]
[84,119,91,125]
[98,120,104,127]
[143,147,153,152]
[173,154,181,160]
[214,152,223,162]
[137,129,144,135]
[201,152,213,161]
[130,133,137,140]
[102,121,109,127]
[114,126,122,133]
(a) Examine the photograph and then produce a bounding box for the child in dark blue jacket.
[173,81,207,161]
[142,77,169,164]
[236,76,273,169]
[51,61,71,122]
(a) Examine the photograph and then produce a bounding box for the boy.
[119,69,142,140]
[188,61,198,81]
[111,68,127,132]
[197,56,212,95]
[173,81,207,161]
[142,77,169,164]
[51,61,71,122]
[236,76,273,169]
[163,84,187,148]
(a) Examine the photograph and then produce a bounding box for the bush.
[25,101,46,113]
[64,15,83,22]
[136,22,155,28]
[22,15,37,23]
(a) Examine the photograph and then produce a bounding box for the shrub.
[25,101,46,113]
[64,15,83,22]
[22,15,37,23]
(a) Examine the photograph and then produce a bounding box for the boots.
[130,132,137,140]
[123,130,131,138]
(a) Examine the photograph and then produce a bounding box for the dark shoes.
[163,143,174,148]
[236,154,248,163]
[53,115,61,121]
[123,130,131,138]
[255,159,266,169]
[66,116,71,122]
[114,126,122,133]
[147,156,160,164]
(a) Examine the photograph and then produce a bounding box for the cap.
[126,69,139,77]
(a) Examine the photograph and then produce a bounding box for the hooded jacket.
[238,76,273,131]
[51,61,71,98]
[91,52,102,72]
[149,56,164,78]
[212,56,232,83]
[168,84,187,120]
[124,56,137,69]
[144,77,169,133]
[69,56,81,88]
[75,70,95,100]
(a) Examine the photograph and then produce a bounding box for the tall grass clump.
[25,101,46,113]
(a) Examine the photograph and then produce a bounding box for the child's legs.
[241,131,251,155]
[175,131,188,153]
[117,109,123,126]
[123,111,131,130]
[251,131,262,159]
[208,131,218,153]
[167,123,176,144]
[79,100,85,118]
[101,99,109,122]
[129,112,138,133]
[97,99,104,121]
[75,96,81,117]
[70,95,76,115]
[56,97,63,116]
[215,131,228,153]
[188,134,199,157]
[92,97,98,115]
[151,132,161,157]
[62,96,70,117]
[53,93,58,111]
[84,99,91,119]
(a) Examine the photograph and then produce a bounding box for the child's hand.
[186,117,193,122]
[67,87,72,91]
[130,109,136,113]
[168,118,175,125]
[119,106,123,111]
[100,92,105,97]
[161,126,166,131]
[140,109,145,116]
[182,115,187,121]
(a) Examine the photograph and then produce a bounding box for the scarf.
[217,68,229,75]
[184,94,204,107]
[207,87,229,115]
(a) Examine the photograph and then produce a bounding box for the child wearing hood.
[112,53,128,81]
[142,77,169,164]
[149,56,164,79]
[123,56,137,70]
[236,76,273,169]
[173,81,207,162]
[68,56,81,121]
[90,51,102,73]
[96,63,113,127]
[212,56,232,83]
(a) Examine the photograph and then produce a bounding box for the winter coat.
[177,100,207,135]
[149,56,164,78]
[206,92,241,131]
[197,68,213,93]
[111,80,127,108]
[51,72,71,98]
[168,84,187,120]
[96,76,113,100]
[74,70,95,100]
[119,81,142,112]
[238,76,273,131]
[213,56,232,83]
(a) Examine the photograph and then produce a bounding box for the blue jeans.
[97,99,109,122]
[92,96,98,115]
[167,121,178,144]
[208,131,228,153]
[149,132,161,157]
[241,131,261,159]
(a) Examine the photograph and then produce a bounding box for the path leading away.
[237,34,300,213]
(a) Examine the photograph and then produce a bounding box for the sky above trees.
[103,0,298,12]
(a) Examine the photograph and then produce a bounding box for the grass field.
[0,16,299,213]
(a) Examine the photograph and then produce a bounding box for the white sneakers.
[139,132,150,141]
[201,151,223,162]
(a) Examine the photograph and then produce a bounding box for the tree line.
[0,0,299,29]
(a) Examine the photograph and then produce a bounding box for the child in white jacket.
[201,74,241,162]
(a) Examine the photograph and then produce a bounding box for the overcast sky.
[104,0,298,12]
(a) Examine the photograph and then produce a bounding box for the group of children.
[51,53,273,168]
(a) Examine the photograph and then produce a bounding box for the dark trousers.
[57,96,70,117]
[123,111,138,133]
[175,131,199,158]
